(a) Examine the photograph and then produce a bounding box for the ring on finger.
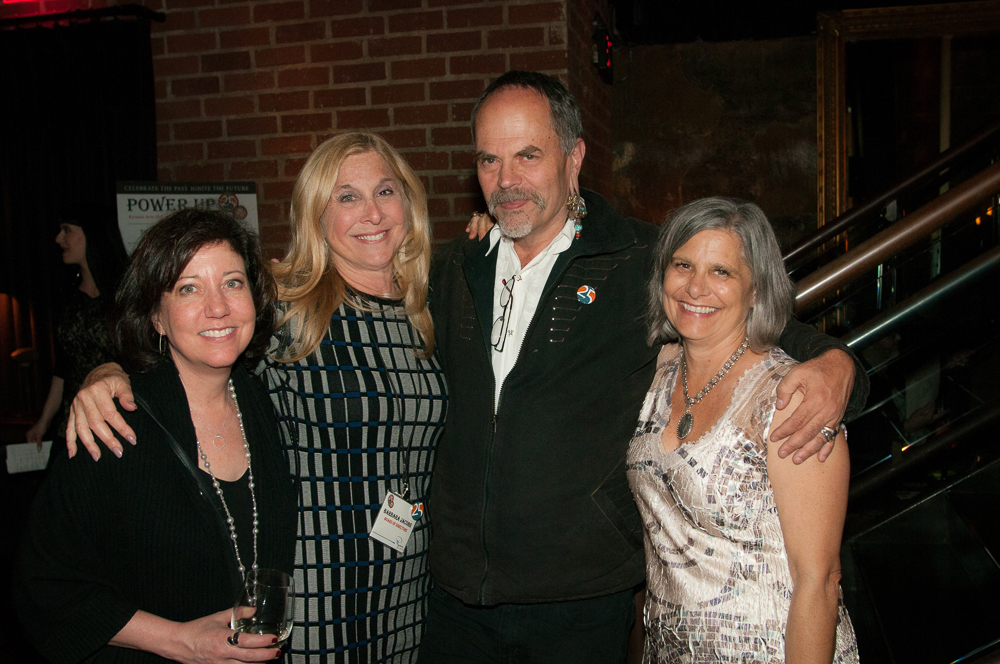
[820,425,838,443]
[227,633,240,647]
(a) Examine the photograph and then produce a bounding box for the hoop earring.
[159,333,165,354]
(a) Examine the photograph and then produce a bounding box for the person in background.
[627,197,858,663]
[16,209,297,663]
[26,206,127,450]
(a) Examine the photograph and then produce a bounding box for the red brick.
[230,160,280,179]
[315,87,368,108]
[199,5,249,28]
[451,102,475,123]
[369,0,419,10]
[255,45,307,67]
[261,223,290,250]
[154,55,199,78]
[434,173,480,194]
[276,21,326,44]
[310,0,362,18]
[447,6,501,28]
[427,31,481,53]
[157,99,203,121]
[394,104,448,125]
[432,126,472,146]
[432,219,471,241]
[372,83,425,105]
[262,135,314,155]
[166,31,217,54]
[158,166,173,181]
[281,113,333,133]
[208,140,257,159]
[253,1,304,23]
[201,51,252,72]
[311,41,363,62]
[259,91,310,112]
[205,95,255,116]
[278,66,330,87]
[328,16,385,38]
[509,2,564,24]
[382,128,427,148]
[391,57,445,80]
[155,80,169,100]
[159,142,205,162]
[263,180,295,201]
[453,195,485,216]
[404,151,449,170]
[225,71,276,92]
[173,119,223,140]
[367,35,422,58]
[451,149,476,170]
[337,108,390,129]
[171,76,220,97]
[488,27,544,49]
[388,10,443,33]
[426,197,449,217]
[154,10,195,32]
[151,36,166,58]
[160,0,212,9]
[449,53,505,75]
[220,27,271,49]
[333,62,386,84]
[429,79,484,101]
[510,49,567,71]
[176,163,226,180]
[228,116,279,136]
[284,157,308,177]
[548,25,566,46]
[428,0,487,6]
[157,123,171,141]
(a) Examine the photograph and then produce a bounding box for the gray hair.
[647,197,795,351]
[471,70,583,156]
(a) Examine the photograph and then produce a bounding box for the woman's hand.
[65,362,137,461]
[466,211,495,240]
[111,609,281,663]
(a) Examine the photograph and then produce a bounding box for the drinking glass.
[230,568,295,645]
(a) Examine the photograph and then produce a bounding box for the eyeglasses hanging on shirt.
[491,275,516,352]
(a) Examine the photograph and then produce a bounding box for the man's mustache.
[488,188,547,216]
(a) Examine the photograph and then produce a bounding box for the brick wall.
[2,0,613,253]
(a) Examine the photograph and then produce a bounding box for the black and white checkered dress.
[261,297,446,663]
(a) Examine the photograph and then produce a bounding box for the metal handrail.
[842,244,1000,351]
[784,118,1000,267]
[795,159,1000,312]
[0,4,165,27]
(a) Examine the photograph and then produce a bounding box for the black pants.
[417,586,635,664]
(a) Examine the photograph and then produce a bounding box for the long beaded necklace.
[196,379,258,580]
[676,336,749,440]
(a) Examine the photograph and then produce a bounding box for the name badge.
[370,491,423,553]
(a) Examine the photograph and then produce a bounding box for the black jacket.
[15,361,297,663]
[428,189,869,606]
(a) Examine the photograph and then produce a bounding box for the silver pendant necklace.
[677,336,749,440]
[196,393,231,450]
[196,378,258,580]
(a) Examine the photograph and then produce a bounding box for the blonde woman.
[68,133,449,663]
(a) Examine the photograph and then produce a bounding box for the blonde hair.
[271,132,434,362]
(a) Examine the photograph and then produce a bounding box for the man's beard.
[488,188,547,239]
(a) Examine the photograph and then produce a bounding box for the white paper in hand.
[6,441,52,474]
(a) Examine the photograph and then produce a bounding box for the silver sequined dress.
[626,344,859,663]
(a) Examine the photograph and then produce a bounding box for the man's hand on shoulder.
[771,349,855,464]
[66,362,137,461]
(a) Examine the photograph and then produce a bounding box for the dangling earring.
[159,333,165,354]
[566,193,587,240]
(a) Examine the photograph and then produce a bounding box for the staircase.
[789,122,1000,663]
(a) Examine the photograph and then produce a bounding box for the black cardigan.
[15,361,297,663]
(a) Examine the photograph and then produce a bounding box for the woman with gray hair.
[626,197,859,663]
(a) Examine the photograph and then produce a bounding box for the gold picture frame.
[816,0,1000,224]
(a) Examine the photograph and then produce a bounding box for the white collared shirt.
[487,216,576,410]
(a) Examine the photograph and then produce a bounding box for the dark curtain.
[0,18,156,415]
